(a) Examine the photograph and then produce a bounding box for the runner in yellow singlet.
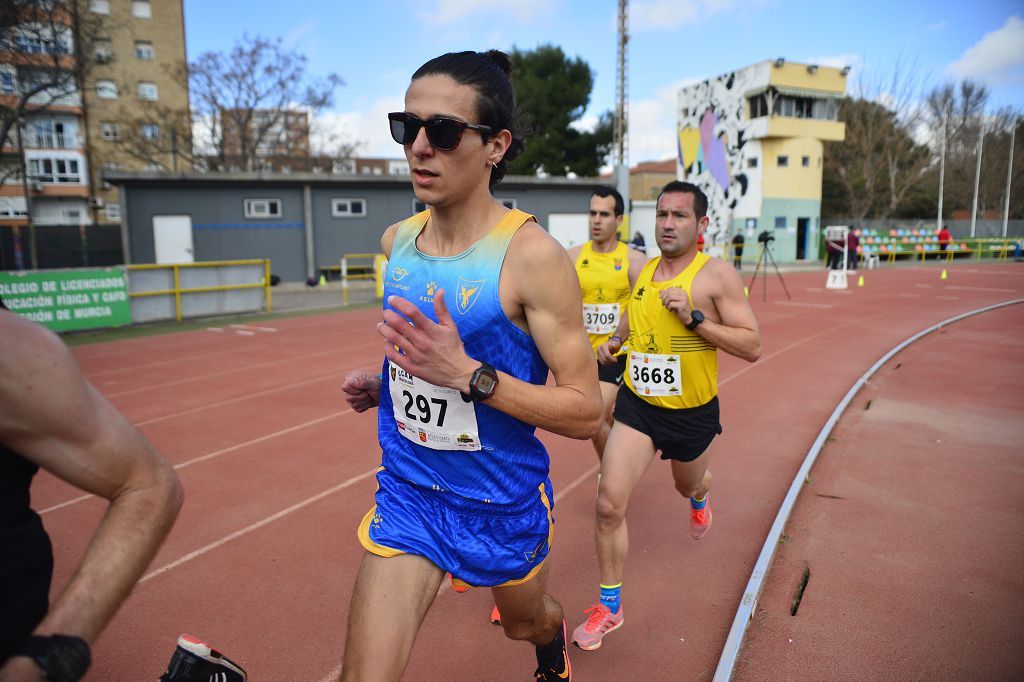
[566,187,647,460]
[571,181,762,651]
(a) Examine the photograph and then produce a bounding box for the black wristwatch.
[21,635,91,682]
[467,362,499,401]
[685,309,705,331]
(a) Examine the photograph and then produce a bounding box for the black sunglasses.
[388,112,492,151]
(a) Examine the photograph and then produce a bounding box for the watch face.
[476,373,497,395]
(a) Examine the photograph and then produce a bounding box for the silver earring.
[491,161,498,169]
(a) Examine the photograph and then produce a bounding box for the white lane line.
[134,365,375,427]
[206,327,224,332]
[945,285,1016,292]
[772,301,833,309]
[103,344,373,398]
[235,330,256,336]
[140,467,378,584]
[39,410,354,514]
[937,296,960,300]
[713,298,1024,682]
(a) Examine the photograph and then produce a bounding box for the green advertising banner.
[0,268,131,332]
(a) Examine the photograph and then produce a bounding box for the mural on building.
[677,67,762,242]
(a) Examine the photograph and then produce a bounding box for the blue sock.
[599,583,621,614]
[690,494,707,510]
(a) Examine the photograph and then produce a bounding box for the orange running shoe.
[571,605,624,651]
[490,605,502,625]
[690,502,712,540]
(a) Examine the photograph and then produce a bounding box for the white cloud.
[947,15,1024,84]
[421,0,553,27]
[313,95,406,158]
[627,78,701,164]
[570,113,599,133]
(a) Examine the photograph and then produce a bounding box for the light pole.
[970,124,984,239]
[1002,118,1017,239]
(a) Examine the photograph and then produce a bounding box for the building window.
[90,0,111,13]
[497,198,517,209]
[1,71,15,95]
[96,80,118,99]
[29,158,82,184]
[137,81,158,100]
[802,155,810,167]
[131,1,152,18]
[777,155,788,167]
[62,208,83,224]
[243,198,281,219]
[30,121,71,148]
[774,216,787,229]
[140,123,160,140]
[331,198,366,217]
[747,157,758,169]
[105,203,121,221]
[134,41,155,60]
[94,39,112,62]
[101,122,121,140]
[332,159,355,174]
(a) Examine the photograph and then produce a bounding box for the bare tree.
[111,61,193,172]
[1,1,103,184]
[189,34,343,172]
[824,63,933,219]
[925,80,1020,218]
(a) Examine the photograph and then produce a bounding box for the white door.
[629,201,660,258]
[153,215,194,264]
[547,213,589,249]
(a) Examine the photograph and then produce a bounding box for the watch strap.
[21,635,91,682]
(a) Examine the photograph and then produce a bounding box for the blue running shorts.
[357,468,554,589]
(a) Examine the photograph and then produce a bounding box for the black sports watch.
[21,635,91,682]
[685,309,705,331]
[467,362,499,401]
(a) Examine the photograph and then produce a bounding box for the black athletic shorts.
[597,355,626,385]
[613,387,722,462]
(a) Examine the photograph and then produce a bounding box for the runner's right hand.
[343,371,382,412]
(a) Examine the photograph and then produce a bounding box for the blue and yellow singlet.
[377,209,550,505]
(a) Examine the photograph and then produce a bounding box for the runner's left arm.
[660,260,761,362]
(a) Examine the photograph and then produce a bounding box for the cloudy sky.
[183,0,1024,164]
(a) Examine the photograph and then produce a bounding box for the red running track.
[32,263,1023,680]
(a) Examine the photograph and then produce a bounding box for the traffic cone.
[319,274,327,287]
[940,269,948,281]
[857,275,864,287]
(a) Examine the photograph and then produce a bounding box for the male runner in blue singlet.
[340,51,602,682]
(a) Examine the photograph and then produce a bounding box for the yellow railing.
[340,253,384,305]
[127,259,272,321]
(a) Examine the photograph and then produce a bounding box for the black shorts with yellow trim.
[357,467,554,589]
[597,355,626,385]
[613,386,722,462]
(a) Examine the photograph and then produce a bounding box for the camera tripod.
[748,242,791,302]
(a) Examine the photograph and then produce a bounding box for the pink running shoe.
[571,605,624,651]
[690,503,712,540]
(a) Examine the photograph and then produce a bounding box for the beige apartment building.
[84,0,189,223]
[1,0,188,269]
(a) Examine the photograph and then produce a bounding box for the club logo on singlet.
[614,258,623,270]
[634,286,645,300]
[391,266,409,281]
[456,277,484,314]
